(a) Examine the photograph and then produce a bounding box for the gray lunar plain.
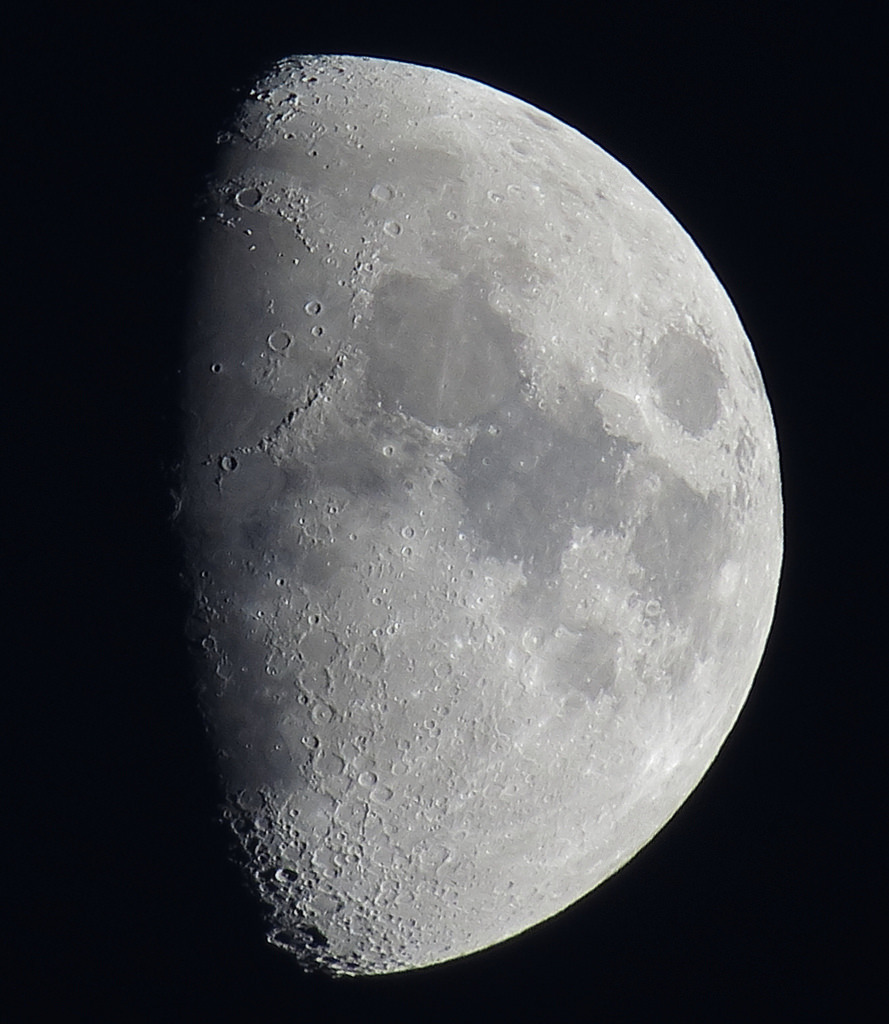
[178,55,782,974]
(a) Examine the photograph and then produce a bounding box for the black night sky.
[12,3,881,1020]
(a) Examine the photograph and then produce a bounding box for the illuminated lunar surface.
[177,55,782,975]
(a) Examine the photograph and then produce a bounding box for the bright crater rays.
[177,55,782,975]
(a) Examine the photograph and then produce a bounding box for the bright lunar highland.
[178,55,782,975]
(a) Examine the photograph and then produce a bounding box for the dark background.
[13,2,881,1020]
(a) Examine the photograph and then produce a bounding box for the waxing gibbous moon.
[177,55,782,975]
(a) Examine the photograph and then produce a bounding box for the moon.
[177,55,782,976]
